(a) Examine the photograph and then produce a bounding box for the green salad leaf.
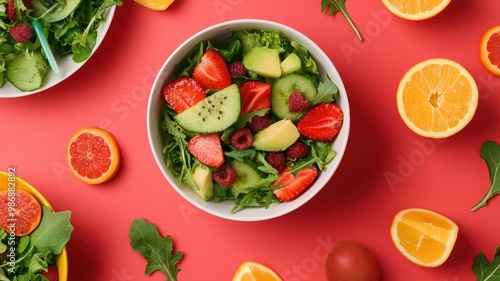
[472,245,500,280]
[321,0,363,41]
[472,140,500,211]
[129,218,184,281]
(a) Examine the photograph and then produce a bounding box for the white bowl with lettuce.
[147,19,350,221]
[0,0,121,98]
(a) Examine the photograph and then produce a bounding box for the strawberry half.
[272,166,318,201]
[40,265,59,281]
[239,81,271,115]
[192,49,231,90]
[162,77,206,113]
[297,103,344,141]
[188,133,224,168]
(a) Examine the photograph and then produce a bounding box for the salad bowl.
[0,6,116,98]
[0,171,68,280]
[147,19,350,221]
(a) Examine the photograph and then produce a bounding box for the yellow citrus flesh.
[390,208,458,267]
[381,0,451,20]
[396,58,478,138]
[479,25,500,77]
[133,0,174,11]
[67,127,120,185]
[232,261,283,281]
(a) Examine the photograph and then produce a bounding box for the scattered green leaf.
[472,245,500,280]
[321,0,363,41]
[472,140,500,212]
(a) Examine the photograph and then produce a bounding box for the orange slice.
[0,190,42,236]
[232,261,283,281]
[390,208,458,267]
[67,127,120,184]
[381,0,451,20]
[133,0,174,11]
[479,25,500,77]
[396,58,478,138]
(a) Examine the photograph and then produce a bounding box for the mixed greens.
[0,206,73,281]
[0,0,122,91]
[160,29,342,213]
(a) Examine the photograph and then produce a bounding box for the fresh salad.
[159,29,344,213]
[0,0,122,92]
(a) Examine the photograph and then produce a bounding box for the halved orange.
[390,208,459,267]
[67,127,120,184]
[396,58,478,138]
[479,25,500,77]
[232,261,283,281]
[381,0,451,21]
[0,189,42,236]
[133,0,174,11]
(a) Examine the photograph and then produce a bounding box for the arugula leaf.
[472,245,500,280]
[129,218,184,281]
[29,206,73,255]
[472,140,500,211]
[321,0,363,41]
[310,76,338,106]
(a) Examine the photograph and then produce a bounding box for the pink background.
[1,0,500,280]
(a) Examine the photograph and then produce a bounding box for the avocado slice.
[243,47,282,78]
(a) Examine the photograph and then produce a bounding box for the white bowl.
[147,19,350,221]
[0,7,116,98]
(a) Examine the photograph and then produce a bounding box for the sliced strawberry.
[40,265,58,281]
[162,77,206,113]
[188,134,224,168]
[272,166,318,201]
[239,81,271,115]
[297,103,344,141]
[192,49,231,90]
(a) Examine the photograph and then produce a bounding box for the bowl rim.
[147,19,351,221]
[0,171,68,280]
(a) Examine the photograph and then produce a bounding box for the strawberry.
[297,103,344,141]
[192,49,231,90]
[188,133,224,168]
[239,81,271,115]
[162,77,206,113]
[40,265,59,281]
[272,166,318,201]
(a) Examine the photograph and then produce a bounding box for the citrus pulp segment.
[0,189,42,236]
[396,58,478,138]
[479,25,500,77]
[66,127,120,184]
[232,261,283,281]
[390,208,458,267]
[381,0,451,20]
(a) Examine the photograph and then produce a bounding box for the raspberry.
[6,0,31,21]
[286,141,309,159]
[231,128,253,150]
[212,164,237,186]
[9,22,32,43]
[247,115,272,132]
[288,91,311,112]
[228,61,247,77]
[266,152,286,173]
[40,265,58,281]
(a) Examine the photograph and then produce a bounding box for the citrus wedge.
[479,25,500,77]
[396,58,478,138]
[390,208,458,267]
[381,0,451,20]
[0,189,42,236]
[134,0,174,11]
[67,127,120,184]
[232,261,283,281]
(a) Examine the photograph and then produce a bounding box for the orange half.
[390,208,458,267]
[134,0,174,11]
[232,261,283,281]
[479,25,500,77]
[381,0,451,20]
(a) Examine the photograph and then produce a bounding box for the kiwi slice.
[271,74,318,122]
[229,160,262,197]
[174,84,241,133]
